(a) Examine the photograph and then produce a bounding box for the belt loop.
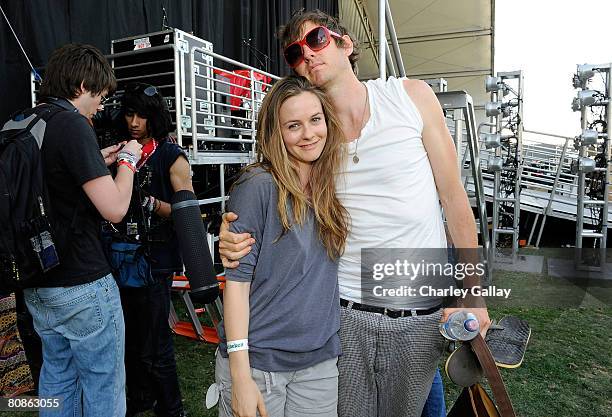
[347,300,354,310]
[383,308,388,316]
[400,310,405,318]
[264,372,271,394]
[410,309,417,317]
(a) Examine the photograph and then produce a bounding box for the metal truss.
[482,71,524,262]
[571,63,612,271]
[437,91,492,284]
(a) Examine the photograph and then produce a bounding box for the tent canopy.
[339,0,494,111]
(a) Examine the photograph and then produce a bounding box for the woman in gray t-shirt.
[215,76,349,417]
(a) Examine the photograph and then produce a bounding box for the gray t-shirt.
[219,167,341,372]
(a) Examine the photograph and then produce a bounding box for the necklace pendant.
[353,154,360,164]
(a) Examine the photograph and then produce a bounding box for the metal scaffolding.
[482,71,524,262]
[524,130,574,248]
[376,0,405,79]
[437,91,492,283]
[375,3,491,276]
[571,63,612,271]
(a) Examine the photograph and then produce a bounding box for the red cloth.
[213,69,271,110]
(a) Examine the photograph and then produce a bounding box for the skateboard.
[445,315,531,386]
[486,316,531,368]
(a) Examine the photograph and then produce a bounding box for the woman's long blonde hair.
[249,75,349,259]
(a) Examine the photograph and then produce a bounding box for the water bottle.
[439,311,480,341]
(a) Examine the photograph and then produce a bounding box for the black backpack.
[0,104,65,291]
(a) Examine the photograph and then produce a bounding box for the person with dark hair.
[39,44,118,104]
[18,43,142,417]
[111,82,191,417]
[219,9,491,417]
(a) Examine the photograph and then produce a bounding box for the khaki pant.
[215,353,338,417]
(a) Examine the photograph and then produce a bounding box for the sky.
[495,0,611,144]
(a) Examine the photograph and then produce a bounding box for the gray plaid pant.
[338,304,445,417]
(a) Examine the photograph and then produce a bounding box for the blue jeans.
[24,274,126,417]
[421,368,446,417]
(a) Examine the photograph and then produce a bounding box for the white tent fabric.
[339,0,494,114]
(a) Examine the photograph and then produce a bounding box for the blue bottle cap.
[464,318,479,332]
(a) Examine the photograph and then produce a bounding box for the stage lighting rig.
[573,64,597,89]
[485,76,503,92]
[484,70,524,262]
[485,101,502,116]
[485,100,518,117]
[573,128,600,150]
[572,62,612,271]
[482,132,501,149]
[488,156,503,172]
[571,90,603,111]
[485,75,514,96]
[580,128,599,146]
[570,156,596,174]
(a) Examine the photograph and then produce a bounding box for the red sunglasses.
[283,26,343,68]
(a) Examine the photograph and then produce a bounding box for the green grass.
[441,306,612,417]
[172,334,218,416]
[167,311,612,417]
[164,266,612,417]
[7,266,612,416]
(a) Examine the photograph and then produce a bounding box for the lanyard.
[137,139,158,169]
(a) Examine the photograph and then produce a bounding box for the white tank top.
[336,77,447,303]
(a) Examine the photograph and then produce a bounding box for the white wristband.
[226,339,249,353]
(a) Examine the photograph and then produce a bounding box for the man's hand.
[231,376,268,417]
[441,304,491,339]
[219,212,255,269]
[100,142,126,166]
[121,140,143,164]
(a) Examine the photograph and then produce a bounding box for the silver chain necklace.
[352,84,369,164]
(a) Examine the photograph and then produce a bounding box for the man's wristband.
[117,157,137,166]
[227,339,249,353]
[117,150,139,167]
[117,160,136,173]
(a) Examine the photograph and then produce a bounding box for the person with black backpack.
[1,43,142,417]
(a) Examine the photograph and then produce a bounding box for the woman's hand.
[231,375,268,417]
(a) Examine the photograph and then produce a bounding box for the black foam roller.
[171,190,219,304]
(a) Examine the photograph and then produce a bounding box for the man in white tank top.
[220,9,491,417]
